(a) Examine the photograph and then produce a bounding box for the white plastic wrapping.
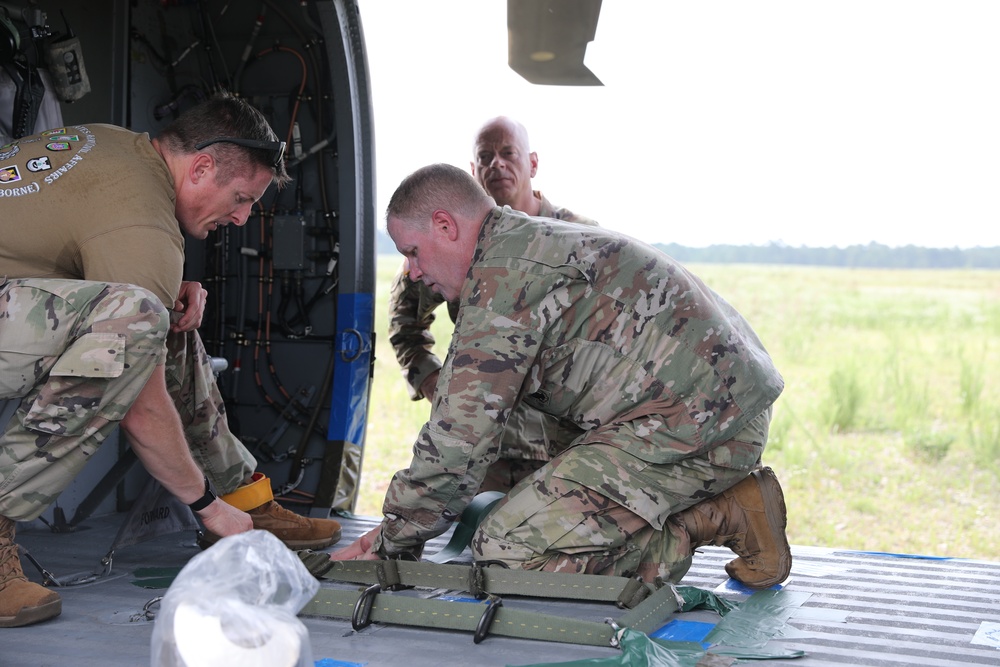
[150,530,320,667]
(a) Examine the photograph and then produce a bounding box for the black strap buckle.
[473,594,503,644]
[351,583,381,631]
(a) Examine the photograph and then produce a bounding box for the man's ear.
[189,152,214,185]
[430,209,460,241]
[529,151,538,178]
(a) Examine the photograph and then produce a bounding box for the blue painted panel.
[327,292,373,444]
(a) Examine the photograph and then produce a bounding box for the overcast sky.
[359,1,999,249]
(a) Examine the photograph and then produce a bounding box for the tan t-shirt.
[0,124,184,307]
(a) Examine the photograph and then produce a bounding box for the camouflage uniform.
[0,279,168,520]
[375,207,784,582]
[163,329,257,493]
[387,192,597,491]
[0,125,257,521]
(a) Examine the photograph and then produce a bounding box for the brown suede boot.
[675,466,792,589]
[199,473,342,550]
[0,516,61,627]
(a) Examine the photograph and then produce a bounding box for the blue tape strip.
[650,619,716,646]
[846,550,955,560]
[715,577,786,597]
[315,660,366,667]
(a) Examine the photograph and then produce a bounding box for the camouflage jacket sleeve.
[382,194,594,404]
[375,215,607,555]
[386,260,448,400]
[375,265,559,554]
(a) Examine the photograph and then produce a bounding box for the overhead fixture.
[507,0,603,86]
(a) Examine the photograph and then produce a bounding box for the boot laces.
[722,535,744,552]
[251,500,310,527]
[717,495,752,554]
[0,544,27,586]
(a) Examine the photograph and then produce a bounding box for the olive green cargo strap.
[299,491,679,646]
[314,558,657,608]
[301,572,682,647]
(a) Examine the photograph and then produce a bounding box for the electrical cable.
[156,1,344,501]
[194,0,232,91]
[248,44,309,407]
[232,3,266,94]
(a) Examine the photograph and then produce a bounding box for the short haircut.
[158,91,290,187]
[387,163,492,228]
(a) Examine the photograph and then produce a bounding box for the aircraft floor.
[3,513,999,666]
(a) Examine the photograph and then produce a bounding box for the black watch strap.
[187,476,217,512]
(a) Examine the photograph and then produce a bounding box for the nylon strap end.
[615,575,652,609]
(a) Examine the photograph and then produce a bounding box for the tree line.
[652,242,1000,269]
[377,229,998,269]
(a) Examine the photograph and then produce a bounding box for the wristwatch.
[187,476,217,511]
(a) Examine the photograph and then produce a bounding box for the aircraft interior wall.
[1,0,374,528]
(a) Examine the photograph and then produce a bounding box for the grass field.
[357,255,1000,561]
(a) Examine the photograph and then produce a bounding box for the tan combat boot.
[0,515,62,627]
[200,473,342,550]
[675,466,792,589]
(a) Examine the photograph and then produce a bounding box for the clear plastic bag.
[151,530,320,667]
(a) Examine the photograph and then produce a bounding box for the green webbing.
[302,578,682,647]
[616,585,684,635]
[303,491,679,645]
[320,559,654,607]
[303,589,616,646]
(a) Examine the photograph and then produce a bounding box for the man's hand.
[195,498,253,537]
[420,370,440,402]
[329,526,381,561]
[171,281,208,333]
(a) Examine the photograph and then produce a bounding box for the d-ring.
[473,595,503,644]
[351,583,381,630]
[340,328,364,362]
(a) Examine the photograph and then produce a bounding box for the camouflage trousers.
[0,278,255,521]
[472,407,771,583]
[480,406,580,493]
[479,458,548,494]
[163,328,256,496]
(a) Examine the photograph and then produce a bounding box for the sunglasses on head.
[194,136,286,168]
